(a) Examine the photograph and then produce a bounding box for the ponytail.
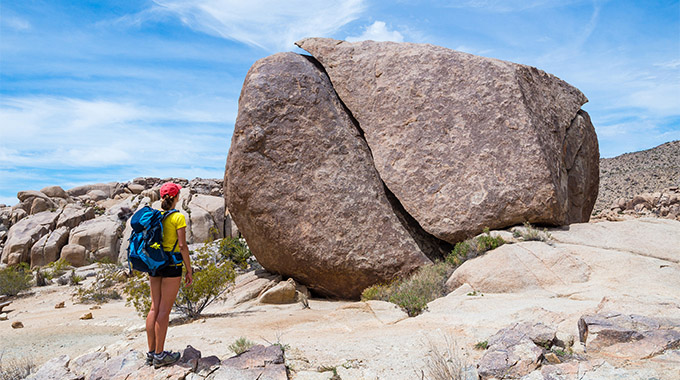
[161,194,176,210]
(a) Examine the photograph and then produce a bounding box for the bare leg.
[146,276,163,352]
[154,276,182,353]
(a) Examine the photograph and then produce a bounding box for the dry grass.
[422,335,470,380]
[0,354,35,380]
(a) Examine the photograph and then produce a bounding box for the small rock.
[55,301,65,309]
[544,352,561,364]
[0,313,8,321]
[80,312,93,320]
[12,321,24,328]
[90,305,101,310]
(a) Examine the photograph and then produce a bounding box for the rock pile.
[1,177,237,268]
[226,38,599,298]
[593,186,680,221]
[26,344,287,380]
[596,140,680,211]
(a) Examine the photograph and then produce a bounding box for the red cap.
[160,182,182,197]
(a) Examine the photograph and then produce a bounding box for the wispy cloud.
[1,15,32,31]
[148,0,366,51]
[346,21,404,42]
[0,96,235,170]
[445,0,584,12]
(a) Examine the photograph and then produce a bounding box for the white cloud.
[346,21,404,42]
[0,96,235,170]
[150,0,365,51]
[446,0,584,12]
[2,16,32,31]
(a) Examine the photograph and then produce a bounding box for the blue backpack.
[127,206,182,276]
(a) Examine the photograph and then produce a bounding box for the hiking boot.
[146,351,154,366]
[153,351,180,369]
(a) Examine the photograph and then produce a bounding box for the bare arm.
[176,227,193,286]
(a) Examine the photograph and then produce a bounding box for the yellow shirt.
[161,211,186,253]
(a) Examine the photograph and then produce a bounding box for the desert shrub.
[361,283,392,302]
[43,258,71,280]
[35,269,49,287]
[388,262,451,317]
[217,237,252,270]
[423,335,470,380]
[446,228,505,266]
[0,355,35,380]
[69,269,84,286]
[124,271,151,317]
[513,222,552,242]
[0,264,32,296]
[123,248,237,319]
[73,263,124,304]
[363,262,451,317]
[474,341,488,350]
[229,337,255,355]
[174,249,236,319]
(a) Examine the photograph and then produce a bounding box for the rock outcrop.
[226,38,599,298]
[0,177,230,268]
[226,52,433,298]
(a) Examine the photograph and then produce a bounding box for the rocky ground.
[595,140,680,211]
[2,218,679,379]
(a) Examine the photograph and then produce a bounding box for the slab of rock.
[30,226,70,267]
[226,52,433,298]
[26,355,80,380]
[579,312,680,360]
[478,322,555,379]
[231,270,282,305]
[446,241,590,293]
[213,345,287,380]
[67,182,118,198]
[30,197,55,215]
[296,38,599,243]
[550,218,680,263]
[1,210,59,265]
[68,215,123,263]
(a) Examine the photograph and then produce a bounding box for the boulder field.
[0,177,237,268]
[226,38,599,299]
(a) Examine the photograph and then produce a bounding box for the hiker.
[145,182,193,368]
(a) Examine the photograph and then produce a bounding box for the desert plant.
[0,264,32,296]
[123,248,236,319]
[360,283,392,302]
[72,263,124,304]
[35,269,49,287]
[174,251,236,319]
[43,258,71,280]
[514,222,552,242]
[69,269,84,286]
[446,228,505,267]
[0,354,35,380]
[388,262,451,316]
[229,337,255,355]
[123,271,151,317]
[474,340,488,350]
[215,236,252,270]
[423,335,469,380]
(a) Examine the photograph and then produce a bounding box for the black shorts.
[151,264,183,278]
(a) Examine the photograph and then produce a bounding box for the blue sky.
[1,0,679,206]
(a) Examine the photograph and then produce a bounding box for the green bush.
[229,337,255,355]
[43,258,72,280]
[123,246,237,319]
[446,228,505,267]
[124,271,151,317]
[215,236,252,270]
[514,222,552,242]
[72,263,124,304]
[0,264,33,296]
[174,250,236,319]
[362,262,451,317]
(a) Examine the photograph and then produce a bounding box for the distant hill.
[595,140,680,210]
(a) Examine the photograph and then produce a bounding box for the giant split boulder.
[226,38,599,298]
[226,52,435,298]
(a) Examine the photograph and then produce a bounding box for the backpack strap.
[161,209,181,260]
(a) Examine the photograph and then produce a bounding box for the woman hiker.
[146,182,193,368]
